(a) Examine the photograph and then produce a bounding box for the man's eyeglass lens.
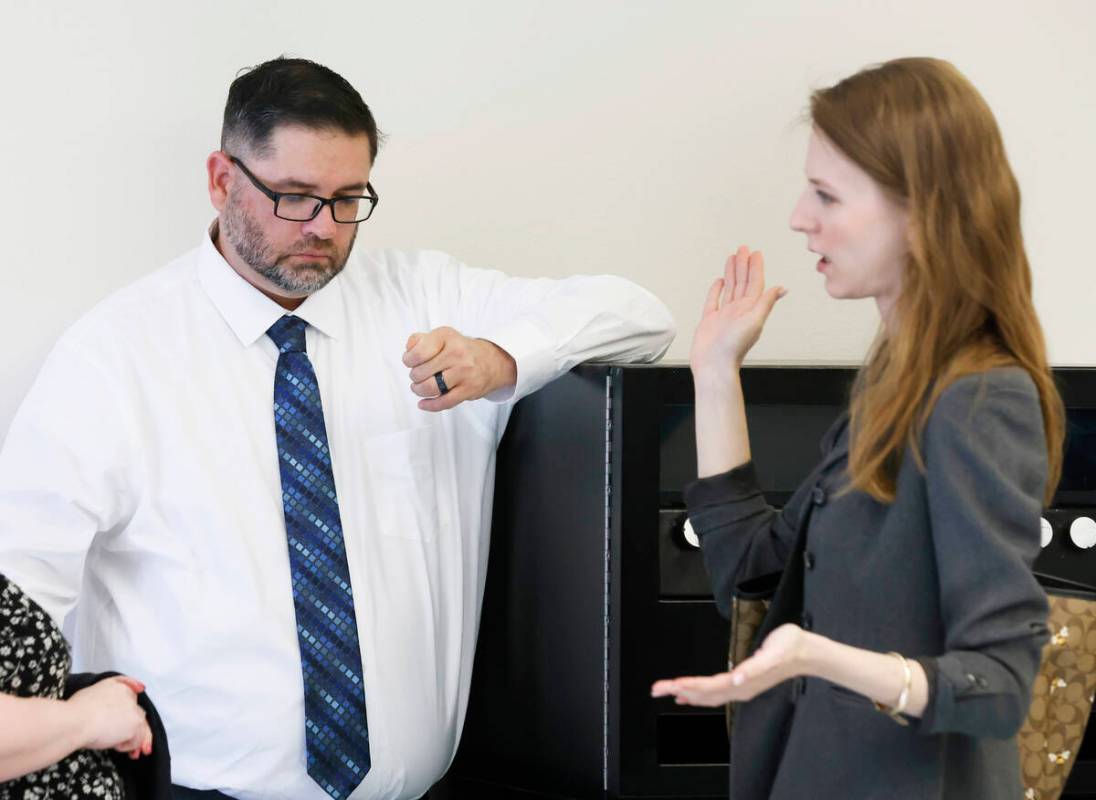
[277,195,372,223]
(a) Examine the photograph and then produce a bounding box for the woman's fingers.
[690,246,781,371]
[703,278,724,315]
[721,245,764,305]
[722,247,747,305]
[650,679,677,698]
[752,285,788,327]
[675,674,735,706]
[114,675,145,695]
[651,673,736,706]
[743,249,765,298]
[116,719,152,757]
[721,252,738,304]
[732,246,750,301]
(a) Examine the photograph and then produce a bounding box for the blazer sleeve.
[683,460,814,619]
[915,370,1051,739]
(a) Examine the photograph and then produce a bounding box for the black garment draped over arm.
[64,672,172,800]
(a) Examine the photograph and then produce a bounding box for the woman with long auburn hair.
[652,57,1064,799]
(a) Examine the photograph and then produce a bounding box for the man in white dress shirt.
[0,58,674,800]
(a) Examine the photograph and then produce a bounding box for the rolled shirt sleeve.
[420,255,676,404]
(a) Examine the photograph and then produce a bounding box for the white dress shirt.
[0,227,674,800]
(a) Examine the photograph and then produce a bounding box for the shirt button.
[811,485,827,506]
[801,611,813,631]
[804,550,816,570]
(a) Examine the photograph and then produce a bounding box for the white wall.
[2,0,1093,433]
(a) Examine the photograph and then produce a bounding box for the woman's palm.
[690,246,784,371]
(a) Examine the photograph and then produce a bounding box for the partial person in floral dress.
[0,573,151,799]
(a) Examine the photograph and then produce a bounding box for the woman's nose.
[789,194,816,233]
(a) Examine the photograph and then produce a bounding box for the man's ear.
[207,151,234,212]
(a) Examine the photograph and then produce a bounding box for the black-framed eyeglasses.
[228,156,379,223]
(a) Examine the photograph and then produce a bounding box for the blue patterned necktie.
[268,315,370,800]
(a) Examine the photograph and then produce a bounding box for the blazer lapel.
[816,410,851,475]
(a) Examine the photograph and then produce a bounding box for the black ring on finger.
[434,371,450,396]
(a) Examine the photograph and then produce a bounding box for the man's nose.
[301,206,338,239]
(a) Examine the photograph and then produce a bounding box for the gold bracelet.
[872,651,911,726]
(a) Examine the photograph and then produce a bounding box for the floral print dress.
[0,573,123,800]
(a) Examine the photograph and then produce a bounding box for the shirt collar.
[196,221,347,347]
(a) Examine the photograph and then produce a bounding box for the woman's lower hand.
[689,245,786,381]
[68,675,153,759]
[651,624,812,706]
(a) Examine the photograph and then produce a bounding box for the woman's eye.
[816,190,836,205]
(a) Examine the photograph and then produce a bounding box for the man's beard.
[221,192,356,295]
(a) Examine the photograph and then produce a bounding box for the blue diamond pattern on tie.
[268,315,370,800]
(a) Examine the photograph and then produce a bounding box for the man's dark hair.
[221,57,380,161]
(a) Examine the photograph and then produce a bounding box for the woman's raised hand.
[689,246,786,378]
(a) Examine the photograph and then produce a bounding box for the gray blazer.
[685,367,1050,800]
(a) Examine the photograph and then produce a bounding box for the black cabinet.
[447,364,851,798]
[446,364,1096,800]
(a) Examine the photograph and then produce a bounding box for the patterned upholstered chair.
[1020,576,1096,800]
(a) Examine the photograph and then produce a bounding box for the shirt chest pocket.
[361,425,444,543]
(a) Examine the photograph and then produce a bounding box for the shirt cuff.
[478,317,557,403]
[684,460,763,509]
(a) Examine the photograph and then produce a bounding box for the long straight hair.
[810,58,1063,504]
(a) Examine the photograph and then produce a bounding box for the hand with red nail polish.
[67,676,152,757]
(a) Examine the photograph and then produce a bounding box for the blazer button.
[966,672,988,690]
[801,611,813,631]
[803,550,816,570]
[811,485,827,506]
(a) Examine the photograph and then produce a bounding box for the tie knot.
[267,316,308,354]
